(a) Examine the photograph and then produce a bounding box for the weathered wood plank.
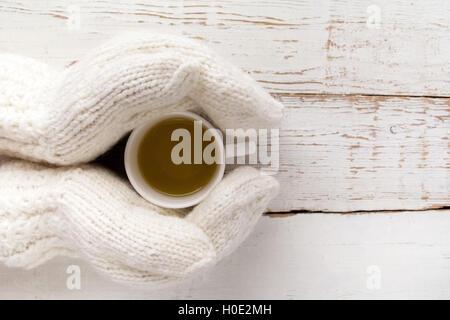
[2,210,450,299]
[0,0,449,96]
[0,95,448,213]
[79,93,450,212]
[271,94,449,212]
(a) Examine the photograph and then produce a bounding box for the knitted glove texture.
[0,33,283,287]
[0,32,283,165]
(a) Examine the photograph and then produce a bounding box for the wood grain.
[0,0,449,96]
[271,94,449,212]
[0,0,449,212]
[93,95,450,213]
[0,0,450,300]
[2,210,450,299]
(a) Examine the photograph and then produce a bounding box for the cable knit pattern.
[0,32,283,286]
[0,32,283,165]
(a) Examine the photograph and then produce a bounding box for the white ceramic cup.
[125,111,225,208]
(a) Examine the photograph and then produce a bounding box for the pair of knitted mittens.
[0,33,283,286]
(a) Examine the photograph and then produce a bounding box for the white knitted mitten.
[0,32,283,165]
[0,160,278,286]
[0,33,283,286]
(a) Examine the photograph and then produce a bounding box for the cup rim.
[124,111,225,209]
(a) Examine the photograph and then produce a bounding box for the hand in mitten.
[0,32,283,165]
[0,33,283,287]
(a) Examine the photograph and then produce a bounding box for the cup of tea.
[124,111,225,208]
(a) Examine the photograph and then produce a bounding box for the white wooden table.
[0,0,449,299]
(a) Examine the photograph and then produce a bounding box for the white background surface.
[2,212,450,299]
[0,0,449,299]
